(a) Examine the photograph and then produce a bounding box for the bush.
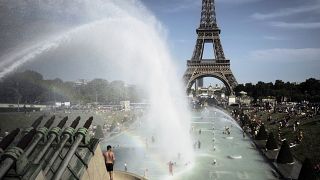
[256,124,268,140]
[276,140,294,164]
[298,158,317,180]
[265,132,278,150]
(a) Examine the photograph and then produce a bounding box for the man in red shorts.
[168,161,174,176]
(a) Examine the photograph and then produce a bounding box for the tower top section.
[198,0,220,32]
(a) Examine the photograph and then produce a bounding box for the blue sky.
[0,0,319,84]
[142,0,320,83]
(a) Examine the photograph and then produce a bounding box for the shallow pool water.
[101,108,279,180]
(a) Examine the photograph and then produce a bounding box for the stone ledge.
[114,171,148,180]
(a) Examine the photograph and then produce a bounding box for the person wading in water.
[104,145,115,180]
[168,161,174,176]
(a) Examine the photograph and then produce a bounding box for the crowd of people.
[231,101,320,175]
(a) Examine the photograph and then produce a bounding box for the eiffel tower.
[183,0,237,95]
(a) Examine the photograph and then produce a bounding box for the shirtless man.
[104,145,115,180]
[168,161,174,176]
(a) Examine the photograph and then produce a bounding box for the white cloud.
[251,3,320,20]
[250,48,320,63]
[269,21,320,29]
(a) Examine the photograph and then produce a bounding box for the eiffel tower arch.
[183,0,237,95]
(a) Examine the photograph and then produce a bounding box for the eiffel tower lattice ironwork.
[183,0,238,95]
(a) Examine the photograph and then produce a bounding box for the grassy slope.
[255,111,320,163]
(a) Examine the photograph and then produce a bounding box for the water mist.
[0,0,194,169]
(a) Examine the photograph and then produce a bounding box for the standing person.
[213,159,217,165]
[23,104,27,114]
[124,162,128,172]
[151,135,155,143]
[104,145,115,180]
[198,140,201,149]
[145,137,148,149]
[168,161,174,176]
[144,168,148,178]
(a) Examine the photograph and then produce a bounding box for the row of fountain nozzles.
[0,115,94,180]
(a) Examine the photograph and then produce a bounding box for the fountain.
[0,0,279,179]
[0,0,193,178]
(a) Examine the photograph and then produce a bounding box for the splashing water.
[0,19,109,78]
[0,0,194,164]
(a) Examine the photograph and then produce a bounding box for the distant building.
[130,103,149,110]
[229,96,236,105]
[261,97,276,104]
[195,84,223,97]
[120,101,131,111]
[74,79,88,86]
[239,97,252,106]
[55,102,71,108]
[238,91,253,105]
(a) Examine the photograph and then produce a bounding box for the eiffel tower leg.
[194,80,198,93]
[197,78,204,88]
[224,73,238,95]
[214,38,225,59]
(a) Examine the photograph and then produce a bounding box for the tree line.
[0,70,143,104]
[235,78,320,103]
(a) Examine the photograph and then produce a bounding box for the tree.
[274,80,285,90]
[255,124,268,140]
[0,70,144,104]
[265,132,278,150]
[276,140,294,164]
[298,158,317,180]
[234,84,245,96]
